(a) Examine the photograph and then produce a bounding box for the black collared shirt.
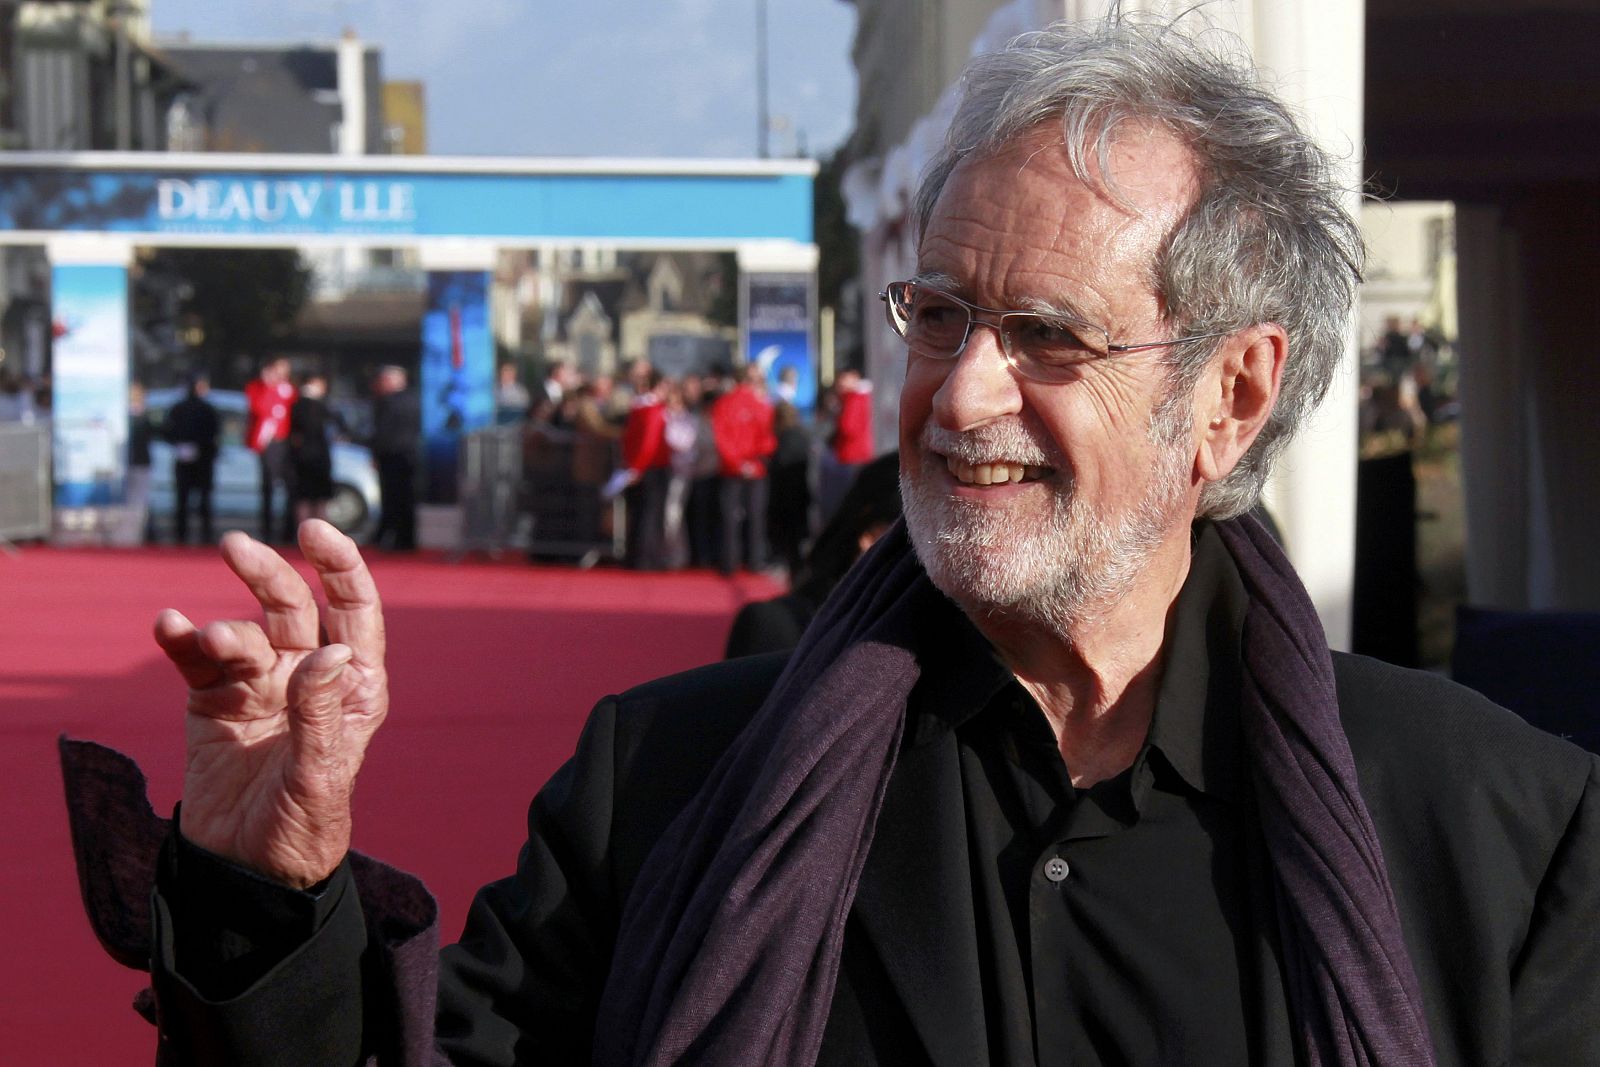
[903,523,1285,1066]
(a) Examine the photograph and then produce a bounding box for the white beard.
[901,415,1191,637]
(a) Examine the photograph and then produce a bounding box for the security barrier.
[519,425,624,567]
[457,426,526,555]
[0,423,51,546]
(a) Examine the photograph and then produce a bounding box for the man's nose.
[930,321,1024,432]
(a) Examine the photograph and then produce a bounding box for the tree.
[813,150,859,316]
[137,248,311,385]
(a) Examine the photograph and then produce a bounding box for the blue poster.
[50,264,129,506]
[420,270,492,503]
[744,273,816,415]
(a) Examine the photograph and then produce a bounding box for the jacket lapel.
[850,730,990,1067]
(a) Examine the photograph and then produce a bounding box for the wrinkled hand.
[155,520,388,889]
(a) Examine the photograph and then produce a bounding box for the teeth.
[946,456,1038,485]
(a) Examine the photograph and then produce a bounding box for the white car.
[145,388,381,539]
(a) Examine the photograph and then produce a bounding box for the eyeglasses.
[879,280,1230,384]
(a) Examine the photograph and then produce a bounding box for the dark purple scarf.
[594,516,1436,1067]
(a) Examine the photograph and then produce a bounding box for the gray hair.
[910,17,1364,520]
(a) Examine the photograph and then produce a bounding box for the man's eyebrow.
[1013,292,1098,326]
[909,269,1098,326]
[907,268,961,291]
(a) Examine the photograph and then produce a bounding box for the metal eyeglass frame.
[879,280,1232,382]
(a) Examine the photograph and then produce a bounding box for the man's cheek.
[898,363,947,437]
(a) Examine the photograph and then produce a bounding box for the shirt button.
[1044,857,1069,882]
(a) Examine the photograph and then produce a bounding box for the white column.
[1247,0,1366,650]
[336,32,367,157]
[335,32,369,297]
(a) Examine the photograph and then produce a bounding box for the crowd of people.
[123,357,419,549]
[509,355,875,576]
[12,348,871,567]
[1359,314,1457,452]
[241,357,422,550]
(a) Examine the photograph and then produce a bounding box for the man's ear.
[1193,325,1286,484]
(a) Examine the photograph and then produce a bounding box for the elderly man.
[66,18,1597,1067]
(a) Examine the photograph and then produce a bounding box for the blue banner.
[420,270,492,503]
[744,273,816,415]
[0,168,812,243]
[50,264,129,506]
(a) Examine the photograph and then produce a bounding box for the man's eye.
[911,301,966,333]
[1014,316,1096,355]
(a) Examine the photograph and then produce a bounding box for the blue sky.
[151,0,859,160]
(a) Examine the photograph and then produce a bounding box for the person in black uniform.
[370,365,420,550]
[163,374,219,545]
[764,400,815,579]
[288,372,342,526]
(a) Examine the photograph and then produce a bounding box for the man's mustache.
[919,422,1057,468]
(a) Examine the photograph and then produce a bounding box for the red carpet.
[1,543,779,1065]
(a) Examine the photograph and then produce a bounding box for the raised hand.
[154,520,388,889]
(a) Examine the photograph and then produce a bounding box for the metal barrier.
[0,422,51,547]
[520,426,624,567]
[457,426,526,555]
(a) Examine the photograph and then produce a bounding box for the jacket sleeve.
[1510,755,1600,1063]
[150,846,372,1067]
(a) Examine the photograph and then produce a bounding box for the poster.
[50,264,129,506]
[744,272,816,415]
[420,270,492,503]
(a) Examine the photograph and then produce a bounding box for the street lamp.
[107,0,133,150]
[756,0,769,159]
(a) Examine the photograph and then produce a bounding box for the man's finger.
[299,520,386,665]
[219,531,320,651]
[194,619,279,683]
[154,609,224,690]
[285,643,356,764]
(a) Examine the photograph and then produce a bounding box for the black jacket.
[121,646,1600,1067]
[372,390,421,457]
[163,395,219,468]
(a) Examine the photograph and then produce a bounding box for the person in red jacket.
[621,364,673,570]
[711,361,778,575]
[820,368,874,522]
[831,369,874,464]
[244,356,297,543]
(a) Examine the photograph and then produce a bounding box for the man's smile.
[944,455,1054,486]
